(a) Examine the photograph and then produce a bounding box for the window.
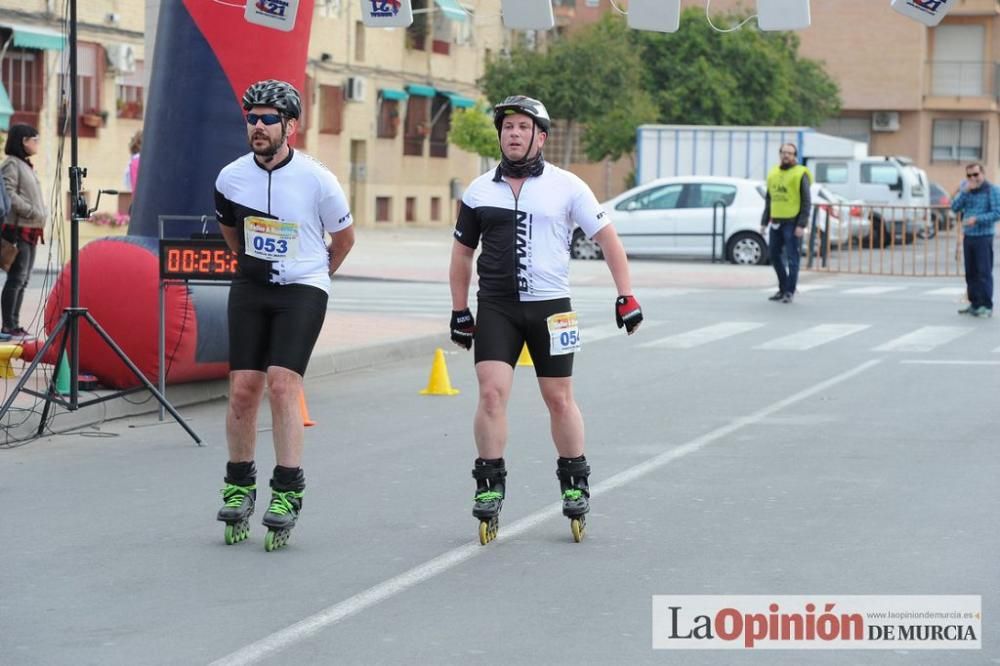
[378,97,401,138]
[375,196,392,222]
[432,8,452,55]
[815,162,849,184]
[431,196,441,221]
[429,95,451,158]
[320,84,343,134]
[861,163,901,186]
[1,48,44,128]
[407,0,429,50]
[617,184,682,211]
[405,196,417,222]
[404,96,430,156]
[932,119,984,161]
[58,41,103,137]
[688,184,737,208]
[354,21,365,61]
[932,25,986,96]
[115,59,145,119]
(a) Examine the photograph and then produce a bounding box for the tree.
[448,103,501,160]
[637,7,841,126]
[477,14,657,166]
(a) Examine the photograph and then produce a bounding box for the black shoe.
[768,291,784,301]
[781,293,794,304]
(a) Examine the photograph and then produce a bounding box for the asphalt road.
[1,273,997,665]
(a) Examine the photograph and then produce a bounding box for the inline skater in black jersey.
[214,79,355,551]
[449,95,643,544]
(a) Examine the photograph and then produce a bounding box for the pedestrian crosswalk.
[589,320,993,354]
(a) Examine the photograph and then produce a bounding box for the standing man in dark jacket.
[951,162,998,317]
[760,143,811,304]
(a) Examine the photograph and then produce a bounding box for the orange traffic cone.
[516,343,533,367]
[419,347,460,396]
[299,389,316,427]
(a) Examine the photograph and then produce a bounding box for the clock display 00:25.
[159,239,238,280]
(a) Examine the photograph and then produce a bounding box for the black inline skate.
[262,466,305,552]
[217,461,257,545]
[472,457,506,545]
[557,456,590,542]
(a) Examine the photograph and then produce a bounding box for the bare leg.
[266,366,305,468]
[473,360,515,459]
[537,376,584,458]
[226,370,266,462]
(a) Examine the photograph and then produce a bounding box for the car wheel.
[727,232,767,265]
[570,228,603,260]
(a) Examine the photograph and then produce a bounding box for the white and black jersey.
[215,149,352,292]
[454,163,609,301]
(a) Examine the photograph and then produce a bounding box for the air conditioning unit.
[345,76,366,102]
[872,111,900,132]
[105,44,136,73]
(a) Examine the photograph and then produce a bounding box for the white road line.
[208,360,882,666]
[924,287,967,296]
[901,360,1000,366]
[872,326,972,353]
[842,286,906,295]
[640,321,764,349]
[755,324,870,351]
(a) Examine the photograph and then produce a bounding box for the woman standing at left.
[1,124,48,340]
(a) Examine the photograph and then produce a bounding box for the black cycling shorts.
[474,297,574,377]
[227,279,328,375]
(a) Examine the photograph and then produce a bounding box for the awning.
[2,23,66,51]
[0,82,13,131]
[442,92,475,109]
[406,84,436,98]
[434,0,468,22]
[380,88,409,101]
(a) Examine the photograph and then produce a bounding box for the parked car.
[805,155,933,242]
[805,184,870,251]
[929,181,956,230]
[570,176,768,265]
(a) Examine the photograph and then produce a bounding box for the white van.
[804,156,933,240]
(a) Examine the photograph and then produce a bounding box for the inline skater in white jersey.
[449,95,643,544]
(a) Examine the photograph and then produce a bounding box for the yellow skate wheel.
[478,520,489,545]
[570,518,585,543]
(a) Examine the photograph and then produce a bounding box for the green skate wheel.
[225,523,236,545]
[571,517,585,543]
[265,530,276,552]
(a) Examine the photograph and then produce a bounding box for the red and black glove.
[615,295,643,335]
[450,308,475,350]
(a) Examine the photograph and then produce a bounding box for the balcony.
[924,60,1000,110]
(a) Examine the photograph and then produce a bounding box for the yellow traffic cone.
[299,389,316,427]
[419,347,460,395]
[516,343,533,367]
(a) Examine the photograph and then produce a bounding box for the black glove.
[615,295,643,335]
[450,308,475,350]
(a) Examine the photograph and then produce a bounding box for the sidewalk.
[2,225,781,439]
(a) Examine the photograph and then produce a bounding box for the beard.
[249,126,287,159]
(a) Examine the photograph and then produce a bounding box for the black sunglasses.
[966,171,982,178]
[246,112,283,126]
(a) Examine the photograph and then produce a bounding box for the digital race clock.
[159,238,238,281]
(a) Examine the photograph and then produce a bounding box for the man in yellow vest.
[760,143,811,303]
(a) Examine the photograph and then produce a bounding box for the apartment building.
[0,0,506,235]
[554,0,1000,197]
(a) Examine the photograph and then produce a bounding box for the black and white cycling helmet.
[493,95,551,133]
[242,79,302,119]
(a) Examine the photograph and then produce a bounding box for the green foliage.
[448,104,501,160]
[475,8,841,165]
[636,7,841,126]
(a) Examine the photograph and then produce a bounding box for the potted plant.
[81,109,108,128]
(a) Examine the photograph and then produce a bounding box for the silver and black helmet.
[242,79,302,119]
[493,95,551,133]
